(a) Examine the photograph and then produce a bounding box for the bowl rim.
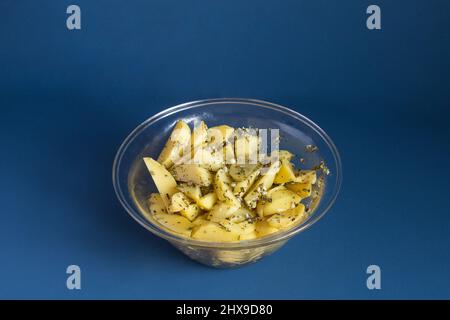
[112,98,342,249]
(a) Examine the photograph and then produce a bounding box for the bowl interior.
[113,99,341,248]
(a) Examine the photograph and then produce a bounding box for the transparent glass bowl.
[113,99,342,268]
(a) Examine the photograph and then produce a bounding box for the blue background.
[1,0,449,299]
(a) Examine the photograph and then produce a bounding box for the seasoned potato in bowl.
[142,120,327,242]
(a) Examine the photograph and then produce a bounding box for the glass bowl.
[112,98,342,268]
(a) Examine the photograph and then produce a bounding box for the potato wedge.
[244,160,281,208]
[197,192,217,210]
[207,125,235,143]
[157,120,191,168]
[274,159,296,184]
[180,203,201,221]
[147,193,168,216]
[207,202,240,222]
[191,221,239,242]
[207,125,236,164]
[177,184,202,202]
[171,164,213,186]
[229,164,259,182]
[285,182,312,198]
[266,203,306,229]
[143,157,178,209]
[233,168,260,197]
[193,147,224,171]
[235,129,259,164]
[255,220,279,237]
[191,121,208,149]
[228,207,256,223]
[192,214,209,227]
[218,219,256,235]
[257,186,302,217]
[169,192,191,212]
[214,169,241,207]
[153,213,193,237]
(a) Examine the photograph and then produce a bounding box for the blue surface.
[1,0,449,299]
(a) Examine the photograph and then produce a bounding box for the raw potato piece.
[207,202,240,222]
[244,161,281,208]
[180,203,201,221]
[295,170,317,184]
[169,192,190,212]
[153,213,193,237]
[193,148,224,171]
[229,164,259,182]
[191,222,239,242]
[197,192,217,210]
[157,120,191,168]
[191,121,208,150]
[266,203,306,229]
[233,168,260,197]
[207,125,235,164]
[171,164,213,186]
[256,186,302,217]
[286,182,312,198]
[177,184,202,202]
[214,169,241,207]
[274,159,297,184]
[143,120,321,243]
[143,157,178,210]
[228,207,256,223]
[147,193,167,216]
[218,220,256,235]
[255,220,279,237]
[235,130,259,164]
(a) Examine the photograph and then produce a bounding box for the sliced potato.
[218,219,256,235]
[295,170,317,184]
[266,203,306,229]
[235,130,259,164]
[257,186,302,217]
[244,160,281,208]
[229,164,259,182]
[171,164,213,186]
[169,192,190,212]
[191,121,208,149]
[233,168,260,197]
[207,202,240,222]
[255,220,279,237]
[153,213,193,237]
[228,207,256,223]
[197,192,217,210]
[285,182,312,198]
[180,203,201,221]
[214,169,241,207]
[192,214,209,227]
[147,193,167,216]
[157,120,191,168]
[207,125,235,143]
[143,157,178,209]
[274,159,296,184]
[177,184,201,202]
[193,147,224,171]
[191,221,239,242]
[207,125,235,164]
